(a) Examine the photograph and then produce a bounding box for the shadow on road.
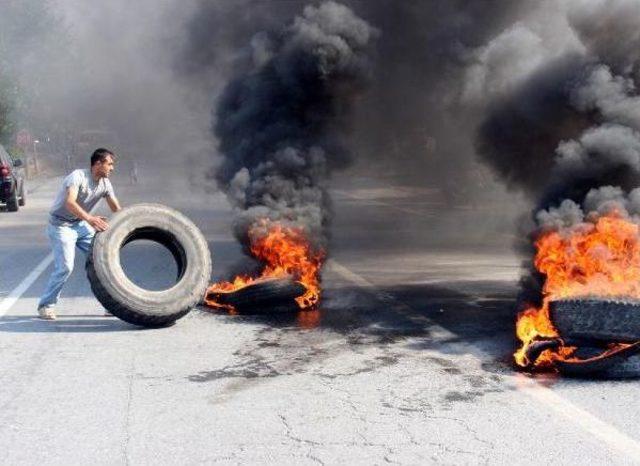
[0,315,139,333]
[199,279,519,365]
[189,280,522,390]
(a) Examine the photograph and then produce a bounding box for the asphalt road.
[1,168,640,465]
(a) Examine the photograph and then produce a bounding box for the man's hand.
[88,215,109,232]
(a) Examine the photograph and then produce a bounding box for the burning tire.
[206,277,306,314]
[86,203,212,328]
[550,299,640,342]
[556,342,640,378]
[521,299,640,377]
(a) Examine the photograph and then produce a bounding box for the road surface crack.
[278,414,325,465]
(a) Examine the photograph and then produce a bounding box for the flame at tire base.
[204,219,325,313]
[516,214,640,369]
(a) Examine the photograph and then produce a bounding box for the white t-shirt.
[49,169,115,225]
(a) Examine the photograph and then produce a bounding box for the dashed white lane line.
[326,258,640,462]
[0,253,52,317]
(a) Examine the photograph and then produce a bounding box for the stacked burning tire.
[86,204,211,328]
[533,299,640,378]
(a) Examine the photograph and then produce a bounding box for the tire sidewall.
[90,203,211,317]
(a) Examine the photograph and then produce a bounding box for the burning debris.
[204,2,376,313]
[472,1,640,374]
[514,200,640,370]
[204,220,323,312]
[206,277,306,314]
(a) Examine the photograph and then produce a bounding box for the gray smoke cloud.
[0,0,213,180]
[469,0,640,307]
[536,186,640,231]
[177,0,548,205]
[567,0,640,77]
[536,186,640,234]
[212,1,376,253]
[476,0,640,210]
[166,0,562,260]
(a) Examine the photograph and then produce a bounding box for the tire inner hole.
[120,228,186,291]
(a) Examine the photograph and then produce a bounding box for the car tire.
[7,186,18,212]
[18,183,25,206]
[86,203,212,328]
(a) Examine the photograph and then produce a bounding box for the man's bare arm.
[105,195,121,213]
[64,187,109,231]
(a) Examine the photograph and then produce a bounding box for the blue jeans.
[38,221,95,308]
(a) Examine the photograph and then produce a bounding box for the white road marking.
[519,376,640,460]
[326,258,640,461]
[0,253,53,316]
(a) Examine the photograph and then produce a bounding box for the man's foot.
[37,306,56,320]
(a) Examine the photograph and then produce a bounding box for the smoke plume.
[212,1,376,254]
[177,1,551,206]
[471,0,640,307]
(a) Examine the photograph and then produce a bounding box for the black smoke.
[212,1,376,253]
[473,0,640,308]
[177,0,538,202]
[478,59,640,209]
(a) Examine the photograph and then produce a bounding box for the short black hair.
[90,148,115,166]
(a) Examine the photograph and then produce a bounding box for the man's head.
[90,148,116,178]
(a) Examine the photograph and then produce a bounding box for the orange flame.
[205,219,325,311]
[515,213,640,368]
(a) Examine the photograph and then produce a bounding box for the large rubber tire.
[18,183,25,206]
[86,203,212,327]
[6,186,18,212]
[550,299,640,342]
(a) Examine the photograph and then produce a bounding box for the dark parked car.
[0,144,26,212]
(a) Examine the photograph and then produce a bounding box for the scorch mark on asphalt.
[326,258,640,462]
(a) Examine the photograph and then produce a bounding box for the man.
[37,148,122,320]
